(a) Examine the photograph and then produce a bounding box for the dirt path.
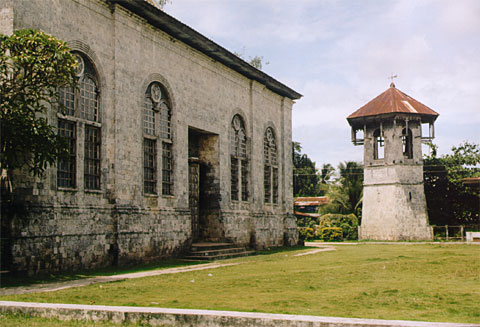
[294,243,336,256]
[1,245,334,296]
[4,242,471,296]
[0,262,242,296]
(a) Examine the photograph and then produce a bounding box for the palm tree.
[320,161,363,219]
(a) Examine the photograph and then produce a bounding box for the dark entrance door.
[189,160,200,241]
[188,127,221,242]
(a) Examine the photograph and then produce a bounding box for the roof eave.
[347,112,439,128]
[107,0,302,100]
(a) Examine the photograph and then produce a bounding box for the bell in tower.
[347,83,439,240]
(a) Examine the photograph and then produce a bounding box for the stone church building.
[0,0,301,274]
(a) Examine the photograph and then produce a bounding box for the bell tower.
[347,83,439,240]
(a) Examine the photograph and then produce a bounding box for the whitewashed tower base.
[347,83,439,241]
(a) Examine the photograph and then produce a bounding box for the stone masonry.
[0,0,300,275]
[347,84,439,241]
[360,119,433,240]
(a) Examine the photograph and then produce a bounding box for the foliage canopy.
[424,141,480,226]
[319,161,363,220]
[292,141,320,196]
[0,29,77,177]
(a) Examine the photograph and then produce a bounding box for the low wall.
[466,232,480,242]
[1,301,478,327]
[2,203,191,275]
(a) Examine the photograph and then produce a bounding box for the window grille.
[264,127,278,204]
[230,114,248,201]
[158,102,171,140]
[59,87,75,116]
[143,139,157,194]
[143,82,173,196]
[264,165,271,203]
[272,167,278,204]
[143,97,156,136]
[84,125,101,190]
[162,142,173,195]
[57,119,76,188]
[57,53,101,191]
[231,156,239,201]
[79,76,99,122]
[241,159,248,201]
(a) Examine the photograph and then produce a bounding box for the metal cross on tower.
[388,73,398,87]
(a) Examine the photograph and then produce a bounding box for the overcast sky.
[165,0,480,168]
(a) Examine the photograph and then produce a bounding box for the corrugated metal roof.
[294,212,320,218]
[347,83,439,121]
[294,197,329,206]
[463,177,480,185]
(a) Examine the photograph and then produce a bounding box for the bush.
[298,227,315,241]
[318,213,359,240]
[296,216,319,229]
[320,227,343,241]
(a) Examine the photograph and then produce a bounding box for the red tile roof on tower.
[347,83,439,121]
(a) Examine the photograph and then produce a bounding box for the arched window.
[402,128,413,159]
[58,53,101,190]
[373,129,384,160]
[264,127,278,204]
[230,114,248,201]
[143,82,173,195]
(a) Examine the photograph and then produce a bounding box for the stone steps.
[184,242,255,261]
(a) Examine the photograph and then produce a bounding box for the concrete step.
[184,250,256,261]
[191,242,237,252]
[185,242,255,261]
[189,247,247,257]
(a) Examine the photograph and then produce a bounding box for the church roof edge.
[108,0,302,100]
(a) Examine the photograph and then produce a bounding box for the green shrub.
[298,227,315,241]
[296,216,319,229]
[320,227,343,241]
[318,213,359,240]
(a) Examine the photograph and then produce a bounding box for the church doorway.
[188,128,221,242]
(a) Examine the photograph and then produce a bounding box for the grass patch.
[1,244,479,323]
[1,259,205,288]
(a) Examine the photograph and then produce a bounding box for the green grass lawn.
[1,244,479,324]
[1,258,205,288]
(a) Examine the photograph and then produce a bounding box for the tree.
[146,0,171,9]
[234,50,269,70]
[292,141,319,197]
[0,29,77,181]
[320,161,363,220]
[247,55,269,70]
[424,142,480,226]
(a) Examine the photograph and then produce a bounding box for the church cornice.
[107,0,302,100]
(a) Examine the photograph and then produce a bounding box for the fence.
[432,225,466,241]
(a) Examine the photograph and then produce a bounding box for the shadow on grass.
[1,259,204,288]
[1,245,311,288]
[254,245,312,255]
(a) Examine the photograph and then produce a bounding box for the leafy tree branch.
[1,29,77,179]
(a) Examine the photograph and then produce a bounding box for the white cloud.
[165,0,480,166]
[436,0,480,36]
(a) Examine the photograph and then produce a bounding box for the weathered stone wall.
[360,183,432,241]
[0,1,13,35]
[2,301,476,327]
[1,0,297,274]
[360,117,432,241]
